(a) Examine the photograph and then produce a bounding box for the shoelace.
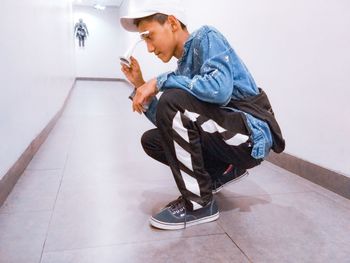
[169,197,188,228]
[165,196,183,207]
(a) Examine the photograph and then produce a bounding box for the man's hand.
[120,56,145,88]
[133,78,158,114]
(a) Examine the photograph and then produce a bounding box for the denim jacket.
[145,26,272,159]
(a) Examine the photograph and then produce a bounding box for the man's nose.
[146,42,155,53]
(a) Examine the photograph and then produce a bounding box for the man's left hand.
[132,78,158,114]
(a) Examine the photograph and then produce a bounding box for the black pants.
[141,89,262,210]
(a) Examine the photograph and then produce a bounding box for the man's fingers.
[132,91,146,114]
[132,102,142,114]
[121,65,133,79]
[121,64,130,71]
[130,56,139,69]
[120,65,127,73]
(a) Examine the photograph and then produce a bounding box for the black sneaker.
[149,197,219,230]
[212,165,248,194]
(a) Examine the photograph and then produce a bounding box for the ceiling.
[73,0,124,7]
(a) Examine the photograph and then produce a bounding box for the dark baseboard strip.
[267,152,350,199]
[76,77,128,83]
[0,80,76,206]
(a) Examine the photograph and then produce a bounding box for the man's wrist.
[150,78,158,95]
[134,80,145,89]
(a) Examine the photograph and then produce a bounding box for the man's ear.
[167,15,180,31]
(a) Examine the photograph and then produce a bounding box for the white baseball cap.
[120,0,187,32]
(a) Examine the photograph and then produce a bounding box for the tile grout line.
[40,232,228,254]
[224,232,254,263]
[38,111,81,262]
[0,209,55,216]
[38,152,70,263]
[216,211,254,262]
[25,168,63,172]
[214,217,254,261]
[216,189,315,201]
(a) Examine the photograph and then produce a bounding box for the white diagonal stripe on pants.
[201,119,249,146]
[172,111,189,142]
[172,111,201,198]
[179,170,201,198]
[225,133,249,146]
[201,119,227,133]
[184,110,200,122]
[173,141,193,171]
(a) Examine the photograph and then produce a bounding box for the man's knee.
[141,129,155,152]
[141,128,168,165]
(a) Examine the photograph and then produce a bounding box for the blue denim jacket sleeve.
[144,96,158,126]
[156,30,234,106]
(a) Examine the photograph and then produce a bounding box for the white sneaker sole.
[212,171,249,194]
[149,211,220,230]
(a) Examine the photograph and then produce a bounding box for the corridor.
[0,80,349,263]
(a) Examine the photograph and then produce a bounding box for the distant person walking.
[74,18,89,47]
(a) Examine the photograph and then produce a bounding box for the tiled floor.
[1,80,350,263]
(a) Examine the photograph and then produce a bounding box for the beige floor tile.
[61,81,133,118]
[265,162,350,211]
[60,160,171,189]
[0,169,62,213]
[215,162,313,199]
[26,133,72,170]
[0,211,51,263]
[217,192,350,263]
[48,117,77,138]
[44,182,224,252]
[42,234,249,263]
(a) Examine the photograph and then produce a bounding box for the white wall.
[120,0,350,176]
[73,6,129,78]
[0,0,75,178]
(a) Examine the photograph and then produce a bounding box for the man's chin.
[158,56,171,63]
